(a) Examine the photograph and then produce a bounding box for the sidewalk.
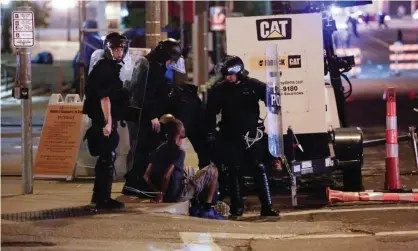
[1,176,189,216]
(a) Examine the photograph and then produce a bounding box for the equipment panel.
[226,13,326,134]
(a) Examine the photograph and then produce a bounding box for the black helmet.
[215,55,247,79]
[154,38,182,63]
[103,32,130,62]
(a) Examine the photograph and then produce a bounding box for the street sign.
[210,6,226,31]
[12,11,35,48]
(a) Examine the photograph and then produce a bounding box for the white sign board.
[226,13,327,134]
[12,11,35,48]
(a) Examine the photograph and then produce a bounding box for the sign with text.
[210,6,226,31]
[226,13,325,134]
[34,95,84,180]
[12,11,35,48]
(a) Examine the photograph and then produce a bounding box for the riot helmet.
[103,32,130,62]
[215,55,248,82]
[153,38,182,64]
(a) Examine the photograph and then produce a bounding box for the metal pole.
[265,0,272,15]
[214,1,221,64]
[179,0,185,48]
[17,6,33,195]
[410,126,418,172]
[78,0,86,98]
[67,7,71,41]
[193,2,209,88]
[145,0,161,49]
[160,0,168,40]
[20,47,33,194]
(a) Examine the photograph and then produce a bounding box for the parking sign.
[12,11,35,48]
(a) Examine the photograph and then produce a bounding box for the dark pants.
[165,84,211,169]
[214,132,273,215]
[123,118,161,191]
[90,122,119,202]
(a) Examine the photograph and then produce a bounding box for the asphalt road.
[2,207,418,251]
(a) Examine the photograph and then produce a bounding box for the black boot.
[228,166,245,217]
[95,159,125,210]
[218,164,229,201]
[91,193,97,204]
[254,164,280,217]
[91,167,98,204]
[122,152,150,197]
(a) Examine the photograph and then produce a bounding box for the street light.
[1,0,10,5]
[51,0,77,41]
[331,6,342,15]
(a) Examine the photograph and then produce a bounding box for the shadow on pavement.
[0,205,136,223]
[1,241,56,247]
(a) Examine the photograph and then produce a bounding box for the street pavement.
[2,204,418,251]
[1,18,418,251]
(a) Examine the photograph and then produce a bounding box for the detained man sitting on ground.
[143,119,226,220]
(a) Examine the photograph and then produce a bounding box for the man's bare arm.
[143,163,160,193]
[160,165,175,194]
[100,97,112,124]
[143,163,153,184]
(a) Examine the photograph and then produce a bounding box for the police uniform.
[83,32,129,209]
[123,39,184,195]
[163,80,211,169]
[206,55,279,217]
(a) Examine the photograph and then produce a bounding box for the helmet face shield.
[170,57,186,74]
[216,55,245,79]
[158,39,182,63]
[226,65,242,75]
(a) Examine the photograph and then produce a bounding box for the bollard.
[410,126,418,172]
[384,87,402,190]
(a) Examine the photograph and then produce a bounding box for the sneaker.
[189,204,202,217]
[200,208,227,220]
[214,201,230,217]
[96,198,125,209]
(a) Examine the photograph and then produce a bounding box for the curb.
[1,124,44,127]
[1,200,189,222]
[1,132,42,138]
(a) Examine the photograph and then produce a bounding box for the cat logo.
[288,55,302,68]
[256,18,292,41]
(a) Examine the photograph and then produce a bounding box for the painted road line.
[365,34,390,48]
[241,205,418,217]
[180,230,418,251]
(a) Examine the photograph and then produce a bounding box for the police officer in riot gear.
[163,59,212,169]
[83,32,130,209]
[122,38,184,195]
[206,55,279,217]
